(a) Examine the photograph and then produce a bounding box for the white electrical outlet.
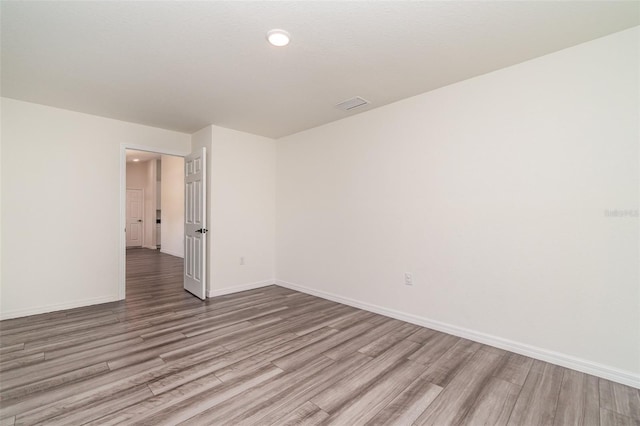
[240,257,245,265]
[404,272,413,286]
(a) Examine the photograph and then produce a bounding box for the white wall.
[195,125,276,297]
[126,161,147,189]
[0,98,191,319]
[276,27,639,384]
[160,155,185,258]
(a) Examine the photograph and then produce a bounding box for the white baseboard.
[275,279,640,389]
[208,279,275,298]
[0,295,120,320]
[143,245,157,250]
[160,248,184,258]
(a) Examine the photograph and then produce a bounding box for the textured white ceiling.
[2,1,638,138]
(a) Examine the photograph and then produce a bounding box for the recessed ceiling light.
[267,29,290,47]
[133,158,140,162]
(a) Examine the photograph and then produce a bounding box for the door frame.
[119,143,188,300]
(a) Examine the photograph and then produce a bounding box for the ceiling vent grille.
[335,96,370,111]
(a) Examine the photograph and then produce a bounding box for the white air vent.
[335,96,370,111]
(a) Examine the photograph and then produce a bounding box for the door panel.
[126,189,143,247]
[183,148,207,299]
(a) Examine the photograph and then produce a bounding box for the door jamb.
[119,143,187,300]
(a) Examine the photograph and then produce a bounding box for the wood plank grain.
[0,344,24,355]
[0,358,163,419]
[155,322,251,359]
[358,322,420,357]
[600,408,640,426]
[554,369,601,426]
[146,345,231,394]
[310,339,420,413]
[0,336,147,390]
[82,368,225,425]
[600,378,640,421]
[214,327,337,383]
[37,384,154,426]
[138,304,287,339]
[292,307,364,336]
[0,362,110,402]
[129,365,283,425]
[10,359,179,424]
[507,360,564,425]
[0,352,44,371]
[406,327,439,343]
[327,309,376,330]
[179,355,335,425]
[414,348,505,425]
[0,416,14,426]
[408,332,460,366]
[367,371,442,426]
[273,401,329,426]
[460,377,520,426]
[0,349,41,364]
[325,359,428,424]
[272,320,377,371]
[1,316,120,346]
[323,318,405,360]
[416,338,482,388]
[232,352,371,426]
[493,352,533,386]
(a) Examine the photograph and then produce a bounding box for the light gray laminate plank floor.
[0,248,638,425]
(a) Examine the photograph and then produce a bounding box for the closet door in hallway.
[126,188,143,247]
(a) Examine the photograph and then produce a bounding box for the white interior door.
[184,147,207,299]
[126,189,144,247]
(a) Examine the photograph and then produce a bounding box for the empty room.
[0,1,639,425]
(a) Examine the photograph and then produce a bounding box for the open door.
[183,147,207,299]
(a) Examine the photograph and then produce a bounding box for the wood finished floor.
[1,249,638,425]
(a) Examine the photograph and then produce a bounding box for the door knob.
[195,228,208,234]
[137,219,143,222]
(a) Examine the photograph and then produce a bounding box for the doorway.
[119,145,187,300]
